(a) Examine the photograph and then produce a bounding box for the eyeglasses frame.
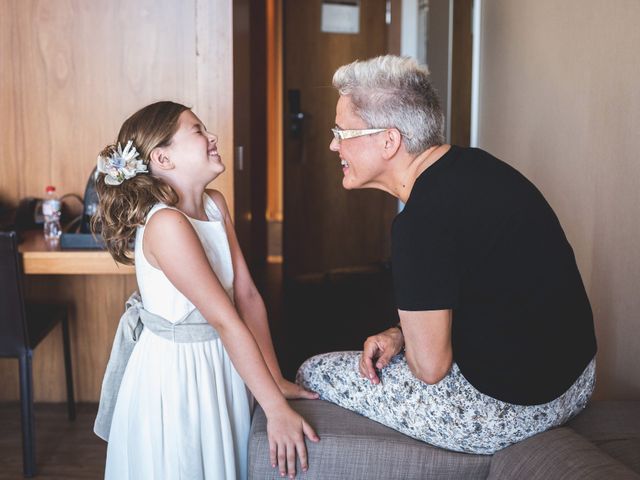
[331,126,413,142]
[331,127,387,142]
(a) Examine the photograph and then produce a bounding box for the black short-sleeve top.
[391,145,597,405]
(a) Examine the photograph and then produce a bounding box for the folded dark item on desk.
[61,233,106,250]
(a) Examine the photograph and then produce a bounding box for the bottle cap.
[45,185,56,193]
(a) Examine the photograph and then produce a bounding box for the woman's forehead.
[336,95,365,127]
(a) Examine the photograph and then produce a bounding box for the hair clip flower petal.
[97,140,148,186]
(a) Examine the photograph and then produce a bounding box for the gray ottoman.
[248,400,640,479]
[248,399,491,479]
[487,427,639,479]
[567,400,640,473]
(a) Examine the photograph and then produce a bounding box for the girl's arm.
[207,189,318,400]
[144,208,318,478]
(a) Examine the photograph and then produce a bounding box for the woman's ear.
[381,128,402,160]
[149,147,174,171]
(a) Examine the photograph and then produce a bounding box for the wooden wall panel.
[0,0,234,401]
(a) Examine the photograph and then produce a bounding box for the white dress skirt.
[104,195,251,480]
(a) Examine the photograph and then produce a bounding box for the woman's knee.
[296,351,360,385]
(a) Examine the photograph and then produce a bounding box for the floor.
[0,403,105,479]
[0,261,396,478]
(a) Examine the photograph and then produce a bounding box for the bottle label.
[42,200,61,216]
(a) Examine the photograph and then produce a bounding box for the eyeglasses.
[331,127,387,142]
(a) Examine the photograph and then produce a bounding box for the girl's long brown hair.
[92,101,189,264]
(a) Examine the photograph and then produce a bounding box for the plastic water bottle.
[42,185,62,243]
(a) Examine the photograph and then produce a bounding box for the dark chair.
[0,231,75,477]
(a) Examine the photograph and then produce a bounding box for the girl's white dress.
[105,194,251,480]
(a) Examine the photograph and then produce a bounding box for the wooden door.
[283,0,397,279]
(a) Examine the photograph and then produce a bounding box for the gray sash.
[94,292,219,441]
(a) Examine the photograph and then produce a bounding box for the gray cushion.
[248,400,491,479]
[487,427,640,480]
[567,401,640,474]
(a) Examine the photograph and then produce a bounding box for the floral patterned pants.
[296,352,595,454]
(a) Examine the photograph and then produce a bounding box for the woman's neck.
[394,144,451,203]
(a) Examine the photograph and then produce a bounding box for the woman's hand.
[359,327,404,384]
[267,406,320,478]
[277,378,320,400]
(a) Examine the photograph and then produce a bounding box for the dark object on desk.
[57,167,99,236]
[60,232,105,249]
[16,194,82,237]
[0,210,16,232]
[60,168,105,249]
[81,167,99,234]
[60,168,106,250]
[15,197,43,231]
[0,231,76,477]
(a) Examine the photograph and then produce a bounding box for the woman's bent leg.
[296,352,596,455]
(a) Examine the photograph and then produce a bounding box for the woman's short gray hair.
[333,55,444,154]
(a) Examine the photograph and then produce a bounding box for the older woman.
[296,55,597,454]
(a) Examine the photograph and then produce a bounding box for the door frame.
[233,0,268,267]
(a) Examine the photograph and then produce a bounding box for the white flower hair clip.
[97,140,148,186]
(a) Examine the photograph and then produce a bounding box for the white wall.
[478,1,640,399]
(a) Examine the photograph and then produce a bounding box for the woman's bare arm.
[400,309,453,384]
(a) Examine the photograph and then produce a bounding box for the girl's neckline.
[175,193,221,224]
[185,214,211,223]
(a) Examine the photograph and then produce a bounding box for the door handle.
[235,145,244,171]
[290,112,305,139]
[288,89,306,140]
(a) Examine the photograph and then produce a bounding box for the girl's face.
[165,110,224,181]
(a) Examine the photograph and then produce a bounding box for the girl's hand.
[267,406,320,478]
[277,378,320,400]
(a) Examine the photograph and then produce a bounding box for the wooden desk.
[19,230,134,275]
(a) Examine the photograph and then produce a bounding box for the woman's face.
[165,110,224,181]
[329,95,386,190]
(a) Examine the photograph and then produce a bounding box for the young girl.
[93,101,318,479]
